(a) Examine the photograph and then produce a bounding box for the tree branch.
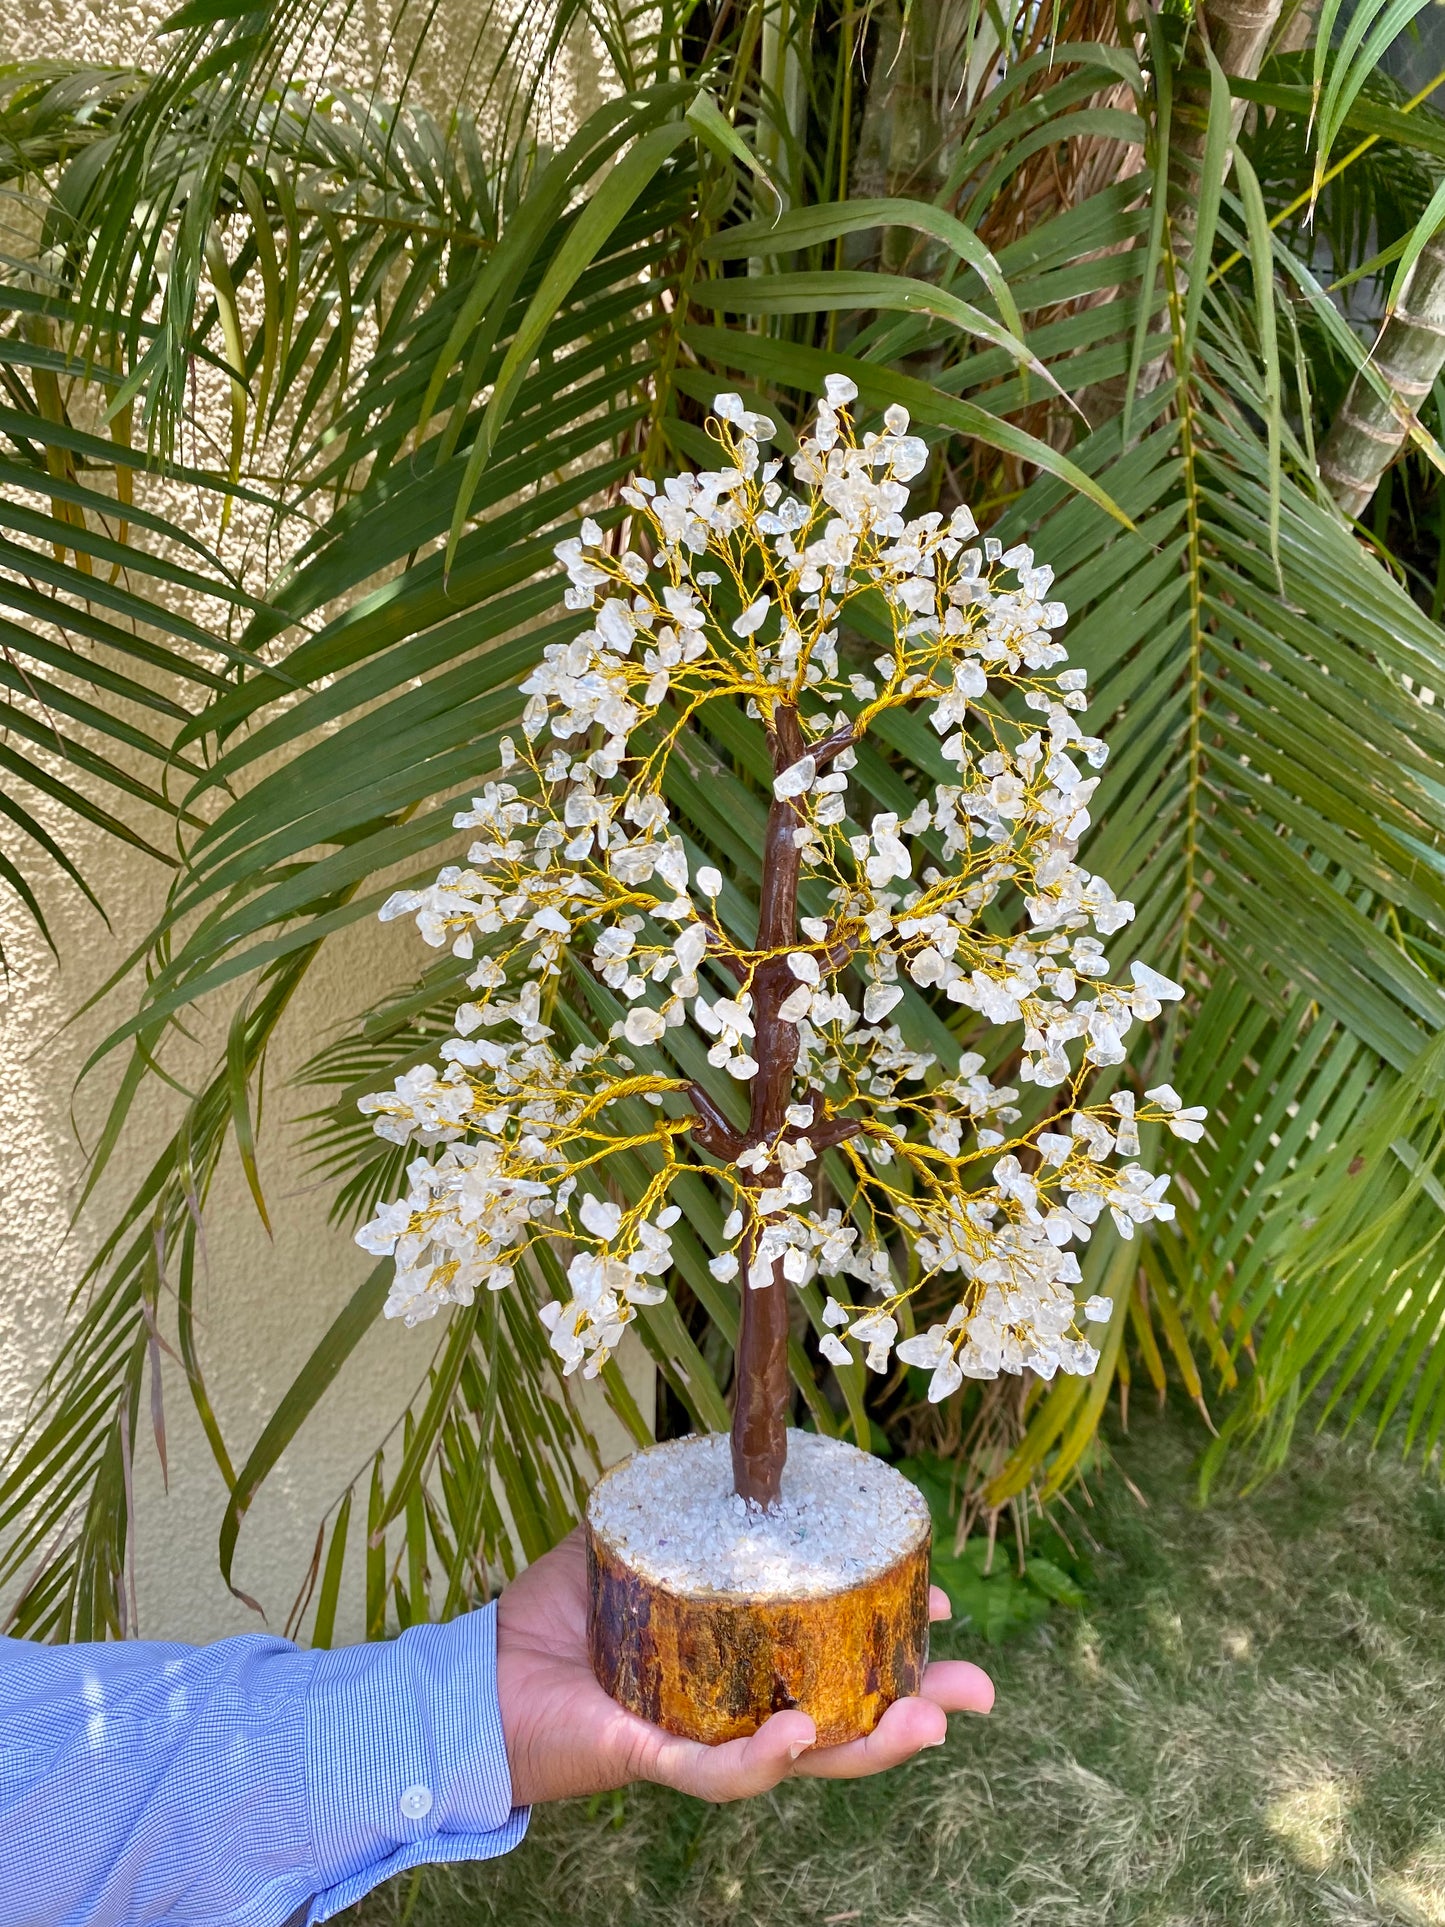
[701,910,749,984]
[686,1083,744,1160]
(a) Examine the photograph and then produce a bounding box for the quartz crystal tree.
[356,378,1206,1510]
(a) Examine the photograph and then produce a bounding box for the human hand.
[494,1527,993,1806]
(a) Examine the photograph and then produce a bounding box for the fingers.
[645,1708,818,1803]
[919,1657,995,1715]
[928,1584,952,1622]
[636,1661,993,1798]
[793,1695,947,1779]
[794,1661,994,1782]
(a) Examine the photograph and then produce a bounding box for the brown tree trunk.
[730,1223,795,1508]
[729,704,808,1509]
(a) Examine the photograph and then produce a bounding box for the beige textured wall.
[0,1,641,1645]
[0,832,445,1646]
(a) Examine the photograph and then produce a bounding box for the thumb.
[645,1709,817,1802]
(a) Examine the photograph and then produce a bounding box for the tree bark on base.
[586,1500,931,1746]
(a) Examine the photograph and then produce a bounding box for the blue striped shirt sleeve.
[0,1604,528,1926]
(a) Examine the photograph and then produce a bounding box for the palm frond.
[10,0,1445,1636]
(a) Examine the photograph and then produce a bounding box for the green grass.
[356,1402,1445,1926]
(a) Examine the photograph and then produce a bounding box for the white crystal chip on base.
[586,1428,930,1599]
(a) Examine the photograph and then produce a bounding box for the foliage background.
[356,1397,1445,1927]
[5,0,1445,1646]
[0,0,635,1643]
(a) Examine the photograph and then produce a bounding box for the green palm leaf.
[9,0,1445,1638]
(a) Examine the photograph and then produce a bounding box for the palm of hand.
[495,1528,994,1808]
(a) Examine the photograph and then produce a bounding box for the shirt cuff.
[304,1603,529,1917]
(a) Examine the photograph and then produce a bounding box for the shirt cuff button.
[399,1784,434,1822]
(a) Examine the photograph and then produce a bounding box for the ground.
[354,1399,1445,1927]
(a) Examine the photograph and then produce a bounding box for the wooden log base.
[585,1432,931,1747]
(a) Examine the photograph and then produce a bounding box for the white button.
[399,1784,433,1821]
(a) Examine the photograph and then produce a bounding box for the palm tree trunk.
[849,0,975,273]
[1198,0,1290,92]
[1275,0,1321,56]
[1170,0,1287,281]
[1318,242,1445,519]
[1073,0,1287,427]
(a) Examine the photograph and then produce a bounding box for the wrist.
[493,1591,540,1807]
